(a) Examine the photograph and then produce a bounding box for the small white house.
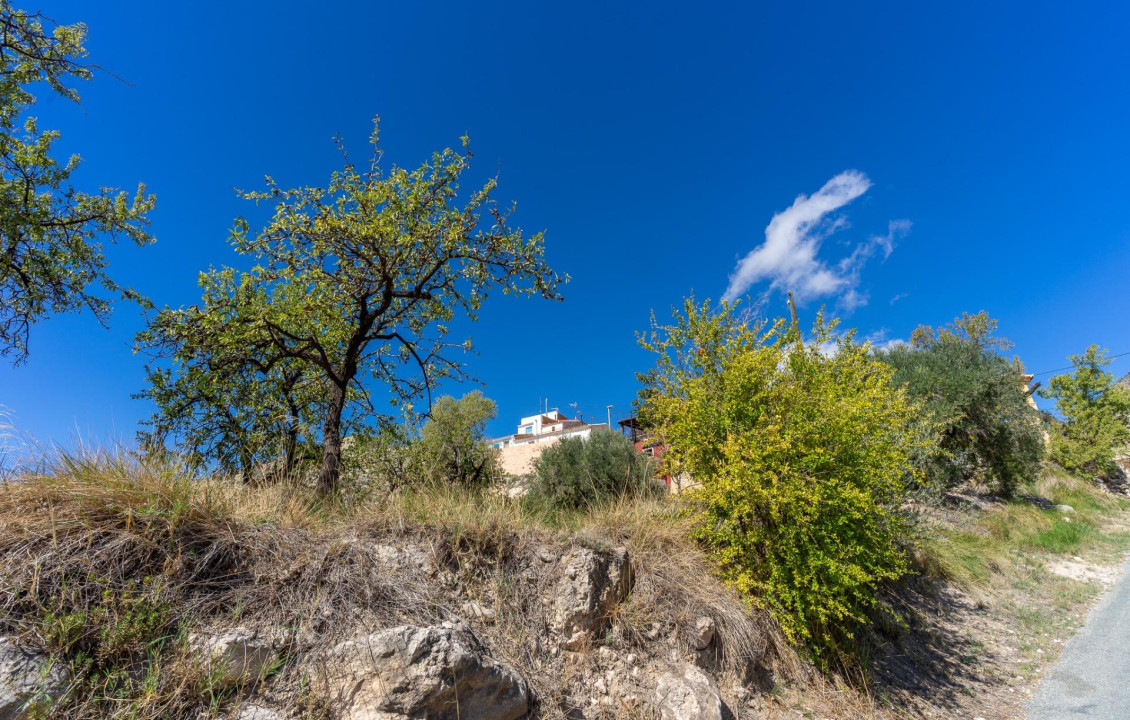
[491,410,609,475]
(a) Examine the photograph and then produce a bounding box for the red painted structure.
[618,417,674,488]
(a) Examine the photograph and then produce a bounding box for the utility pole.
[787,290,803,349]
[606,404,613,431]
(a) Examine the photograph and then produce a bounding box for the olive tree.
[141,120,563,492]
[0,3,154,362]
[876,311,1044,497]
[413,391,499,486]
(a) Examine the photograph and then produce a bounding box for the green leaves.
[1040,345,1130,479]
[139,119,563,492]
[638,298,922,665]
[0,3,155,363]
[413,391,499,487]
[879,311,1044,497]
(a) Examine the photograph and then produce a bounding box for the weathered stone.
[548,546,633,650]
[1055,504,1076,514]
[692,616,715,650]
[189,627,278,687]
[370,544,433,574]
[461,601,496,624]
[232,703,284,720]
[0,638,69,720]
[326,624,528,720]
[654,664,724,720]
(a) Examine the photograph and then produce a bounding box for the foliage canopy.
[413,391,499,487]
[139,120,562,492]
[134,268,357,478]
[529,428,659,511]
[876,311,1044,497]
[0,3,154,363]
[1039,345,1130,479]
[638,297,923,664]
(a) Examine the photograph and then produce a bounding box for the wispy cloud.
[723,171,909,310]
[813,330,906,358]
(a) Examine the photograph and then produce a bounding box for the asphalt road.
[1027,556,1130,719]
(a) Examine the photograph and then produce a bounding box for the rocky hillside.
[5,458,1130,720]
[0,460,782,720]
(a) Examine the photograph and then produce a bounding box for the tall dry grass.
[0,448,786,719]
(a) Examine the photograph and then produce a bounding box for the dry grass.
[916,469,1130,591]
[0,449,783,719]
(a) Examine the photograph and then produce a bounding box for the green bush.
[638,298,923,665]
[529,429,659,510]
[343,421,415,496]
[875,311,1043,497]
[1040,345,1130,479]
[413,391,500,486]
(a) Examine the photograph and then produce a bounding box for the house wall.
[496,426,601,476]
[498,437,561,476]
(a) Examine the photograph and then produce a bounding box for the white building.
[492,410,608,448]
[491,410,609,476]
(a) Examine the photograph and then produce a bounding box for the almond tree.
[135,269,348,479]
[143,120,563,492]
[0,3,154,362]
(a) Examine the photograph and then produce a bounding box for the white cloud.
[723,171,909,310]
[813,331,906,358]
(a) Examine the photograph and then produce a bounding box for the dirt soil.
[759,509,1130,719]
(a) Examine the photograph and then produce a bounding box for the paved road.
[1027,556,1130,719]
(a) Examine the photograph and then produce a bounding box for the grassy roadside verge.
[770,468,1130,720]
[920,469,1130,677]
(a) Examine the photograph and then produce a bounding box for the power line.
[1028,350,1130,378]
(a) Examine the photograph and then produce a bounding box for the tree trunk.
[282,422,298,481]
[318,381,347,494]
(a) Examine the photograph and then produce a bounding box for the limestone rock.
[548,546,633,650]
[692,616,715,650]
[0,638,69,720]
[654,664,724,720]
[461,601,496,624]
[189,627,278,687]
[326,624,528,720]
[232,703,284,720]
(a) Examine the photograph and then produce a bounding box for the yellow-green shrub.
[638,298,926,664]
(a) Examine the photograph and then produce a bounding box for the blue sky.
[3,0,1130,448]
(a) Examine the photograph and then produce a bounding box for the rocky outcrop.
[325,623,528,720]
[189,627,279,688]
[654,663,725,720]
[0,638,69,719]
[548,546,633,650]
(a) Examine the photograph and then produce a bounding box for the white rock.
[0,638,69,719]
[692,616,715,650]
[326,625,528,720]
[189,627,278,688]
[654,664,724,720]
[232,703,284,720]
[548,546,633,650]
[461,601,496,624]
